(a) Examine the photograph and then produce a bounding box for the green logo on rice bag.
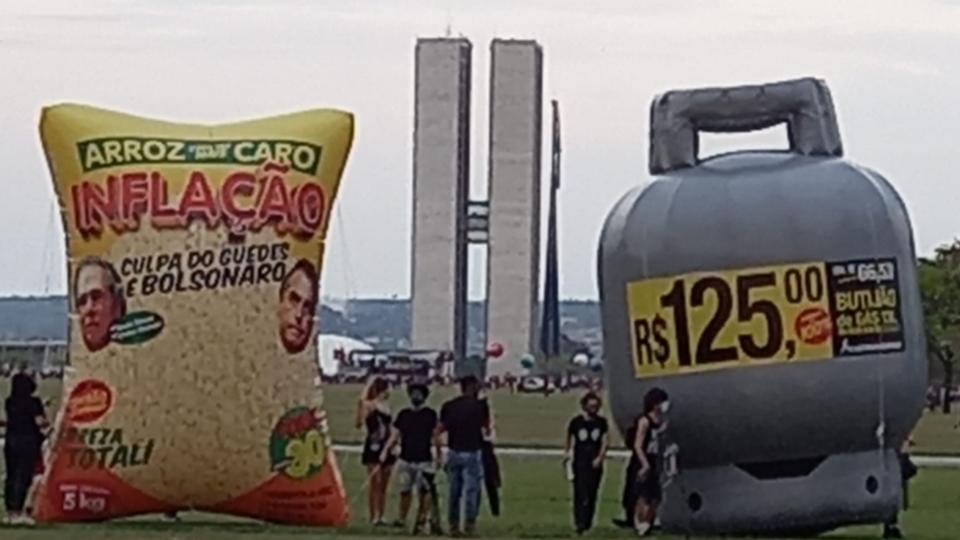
[110,311,164,345]
[269,407,327,479]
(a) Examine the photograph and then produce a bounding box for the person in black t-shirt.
[436,375,489,537]
[564,392,609,534]
[382,382,441,534]
[2,373,48,525]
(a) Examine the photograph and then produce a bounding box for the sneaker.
[429,522,445,536]
[612,518,634,529]
[463,521,478,538]
[635,522,652,537]
[11,515,35,526]
[392,520,407,529]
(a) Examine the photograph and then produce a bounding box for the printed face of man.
[278,268,316,354]
[76,264,121,352]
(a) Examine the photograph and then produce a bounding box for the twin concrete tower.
[410,37,544,376]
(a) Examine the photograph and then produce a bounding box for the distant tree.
[918,240,960,413]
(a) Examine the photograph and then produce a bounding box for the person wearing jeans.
[436,376,489,537]
[446,450,484,532]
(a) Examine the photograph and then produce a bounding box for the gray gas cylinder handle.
[648,77,843,174]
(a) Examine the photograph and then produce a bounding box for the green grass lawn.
[3,380,960,454]
[0,454,958,539]
[319,384,960,454]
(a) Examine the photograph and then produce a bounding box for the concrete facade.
[485,39,544,375]
[410,38,472,360]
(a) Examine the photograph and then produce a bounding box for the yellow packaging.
[32,104,352,525]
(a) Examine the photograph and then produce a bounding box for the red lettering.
[149,172,179,228]
[276,410,316,438]
[294,183,325,238]
[255,171,293,233]
[71,184,88,236]
[68,164,320,238]
[120,172,149,231]
[221,171,256,228]
[178,171,219,226]
[72,177,120,238]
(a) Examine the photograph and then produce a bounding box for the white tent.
[316,334,372,375]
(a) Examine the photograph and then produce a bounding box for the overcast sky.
[1,0,958,300]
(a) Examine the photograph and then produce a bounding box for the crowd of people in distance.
[0,365,62,380]
[327,368,602,396]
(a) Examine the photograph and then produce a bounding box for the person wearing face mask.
[382,382,441,534]
[633,387,669,537]
[564,392,609,534]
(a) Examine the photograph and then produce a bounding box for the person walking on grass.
[436,375,489,537]
[2,373,48,526]
[381,382,442,535]
[356,377,395,525]
[633,388,669,537]
[564,392,609,534]
[477,388,501,518]
[612,420,640,531]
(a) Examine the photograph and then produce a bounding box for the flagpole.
[539,100,561,359]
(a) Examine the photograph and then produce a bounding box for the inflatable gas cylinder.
[598,78,926,535]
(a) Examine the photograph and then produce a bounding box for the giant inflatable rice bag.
[32,104,353,525]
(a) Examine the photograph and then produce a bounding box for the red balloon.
[486,342,504,358]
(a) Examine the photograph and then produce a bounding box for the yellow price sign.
[627,262,835,377]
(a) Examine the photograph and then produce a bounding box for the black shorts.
[361,440,396,466]
[635,473,662,503]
